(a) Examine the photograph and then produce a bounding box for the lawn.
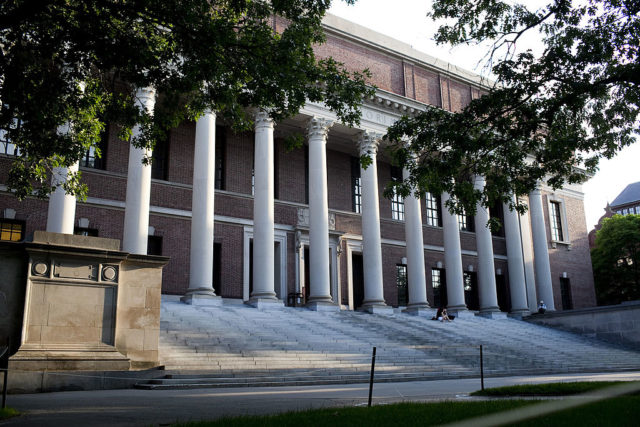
[176,382,640,427]
[471,381,639,396]
[0,407,19,420]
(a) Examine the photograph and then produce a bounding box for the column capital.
[307,116,333,140]
[530,187,542,196]
[357,130,383,156]
[254,110,274,130]
[134,87,156,113]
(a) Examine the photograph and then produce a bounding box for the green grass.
[470,381,639,397]
[0,407,19,420]
[176,401,536,427]
[175,397,640,427]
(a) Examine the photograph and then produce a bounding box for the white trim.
[344,237,363,311]
[379,238,508,260]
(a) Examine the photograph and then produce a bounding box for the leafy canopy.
[386,0,639,216]
[591,214,640,305]
[0,0,372,199]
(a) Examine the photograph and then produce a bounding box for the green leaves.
[0,0,371,199]
[592,214,640,305]
[387,0,639,216]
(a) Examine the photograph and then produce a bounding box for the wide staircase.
[135,297,640,389]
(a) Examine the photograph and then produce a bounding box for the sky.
[328,0,640,229]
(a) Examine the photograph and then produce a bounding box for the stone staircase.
[134,297,640,389]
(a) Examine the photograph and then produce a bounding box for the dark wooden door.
[352,253,364,308]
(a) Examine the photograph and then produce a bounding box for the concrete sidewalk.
[3,371,640,427]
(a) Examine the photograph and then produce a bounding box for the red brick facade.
[0,15,595,311]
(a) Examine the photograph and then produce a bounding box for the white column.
[441,191,467,312]
[46,84,85,235]
[529,187,555,310]
[473,176,500,316]
[306,117,337,310]
[46,160,79,234]
[519,201,539,312]
[502,196,530,316]
[123,87,156,254]
[358,131,390,313]
[182,111,221,305]
[249,111,282,308]
[402,167,430,314]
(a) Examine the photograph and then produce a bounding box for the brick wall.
[542,191,597,309]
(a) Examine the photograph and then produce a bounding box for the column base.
[306,301,340,312]
[360,301,394,315]
[447,306,474,318]
[508,308,531,319]
[476,309,508,319]
[181,289,222,306]
[403,306,435,317]
[246,297,284,310]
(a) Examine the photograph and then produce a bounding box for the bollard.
[368,346,376,407]
[480,344,484,391]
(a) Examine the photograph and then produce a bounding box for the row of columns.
[45,96,556,313]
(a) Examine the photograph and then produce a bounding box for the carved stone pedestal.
[3,231,168,372]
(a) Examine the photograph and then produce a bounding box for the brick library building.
[0,14,596,316]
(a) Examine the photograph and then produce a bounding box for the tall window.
[0,219,25,242]
[0,119,21,156]
[151,133,170,180]
[215,126,225,190]
[390,166,404,221]
[550,201,564,241]
[458,210,475,232]
[489,201,504,237]
[396,264,408,306]
[351,157,362,213]
[80,126,108,169]
[425,192,441,227]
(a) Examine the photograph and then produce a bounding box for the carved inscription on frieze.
[53,262,98,281]
[297,208,336,230]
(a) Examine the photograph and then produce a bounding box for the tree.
[386,0,639,218]
[0,0,372,199]
[591,214,640,305]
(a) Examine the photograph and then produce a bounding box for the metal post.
[368,346,376,407]
[2,369,6,409]
[480,344,485,391]
[1,338,8,409]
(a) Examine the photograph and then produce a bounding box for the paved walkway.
[3,371,640,426]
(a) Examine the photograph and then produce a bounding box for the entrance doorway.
[352,253,364,308]
[495,274,510,312]
[560,277,573,310]
[432,268,447,308]
[213,242,222,296]
[304,247,310,302]
[464,272,479,310]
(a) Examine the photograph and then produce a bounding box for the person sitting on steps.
[538,300,547,314]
